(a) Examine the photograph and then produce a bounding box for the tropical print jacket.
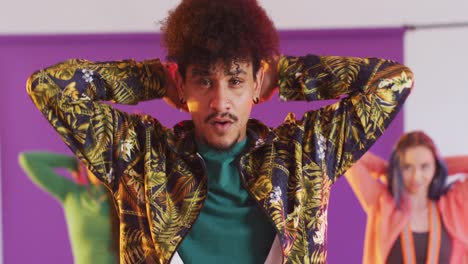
[27,54,413,264]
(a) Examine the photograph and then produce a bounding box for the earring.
[253,97,259,104]
[179,98,186,104]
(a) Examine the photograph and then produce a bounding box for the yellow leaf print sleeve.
[26,59,166,189]
[277,55,413,182]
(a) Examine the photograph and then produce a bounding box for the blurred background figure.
[18,151,119,264]
[345,131,468,264]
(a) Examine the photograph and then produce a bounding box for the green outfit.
[19,152,117,264]
[178,139,276,263]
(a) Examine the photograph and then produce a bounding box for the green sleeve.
[18,151,79,201]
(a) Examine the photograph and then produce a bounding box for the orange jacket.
[345,154,468,264]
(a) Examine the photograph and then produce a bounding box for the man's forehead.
[188,61,252,76]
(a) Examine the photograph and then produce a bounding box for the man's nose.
[209,85,231,111]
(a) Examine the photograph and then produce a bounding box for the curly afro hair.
[161,0,279,79]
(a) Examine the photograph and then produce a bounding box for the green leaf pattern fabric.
[27,55,413,263]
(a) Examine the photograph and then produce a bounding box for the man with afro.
[27,0,413,263]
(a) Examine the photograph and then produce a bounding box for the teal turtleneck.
[178,138,276,263]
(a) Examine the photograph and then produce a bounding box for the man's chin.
[205,140,235,151]
[203,136,239,151]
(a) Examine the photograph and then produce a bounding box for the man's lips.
[203,112,239,134]
[210,120,233,133]
[204,112,238,124]
[210,118,234,125]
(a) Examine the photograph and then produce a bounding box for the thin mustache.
[204,112,239,123]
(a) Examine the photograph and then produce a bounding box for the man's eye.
[199,79,211,86]
[229,78,242,86]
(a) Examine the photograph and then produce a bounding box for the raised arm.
[344,152,388,213]
[26,59,168,189]
[18,151,78,201]
[444,155,468,175]
[275,55,413,182]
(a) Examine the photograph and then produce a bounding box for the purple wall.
[0,28,405,263]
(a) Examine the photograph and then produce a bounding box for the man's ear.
[174,69,189,112]
[257,58,279,102]
[175,69,184,99]
[254,65,265,99]
[162,63,188,111]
